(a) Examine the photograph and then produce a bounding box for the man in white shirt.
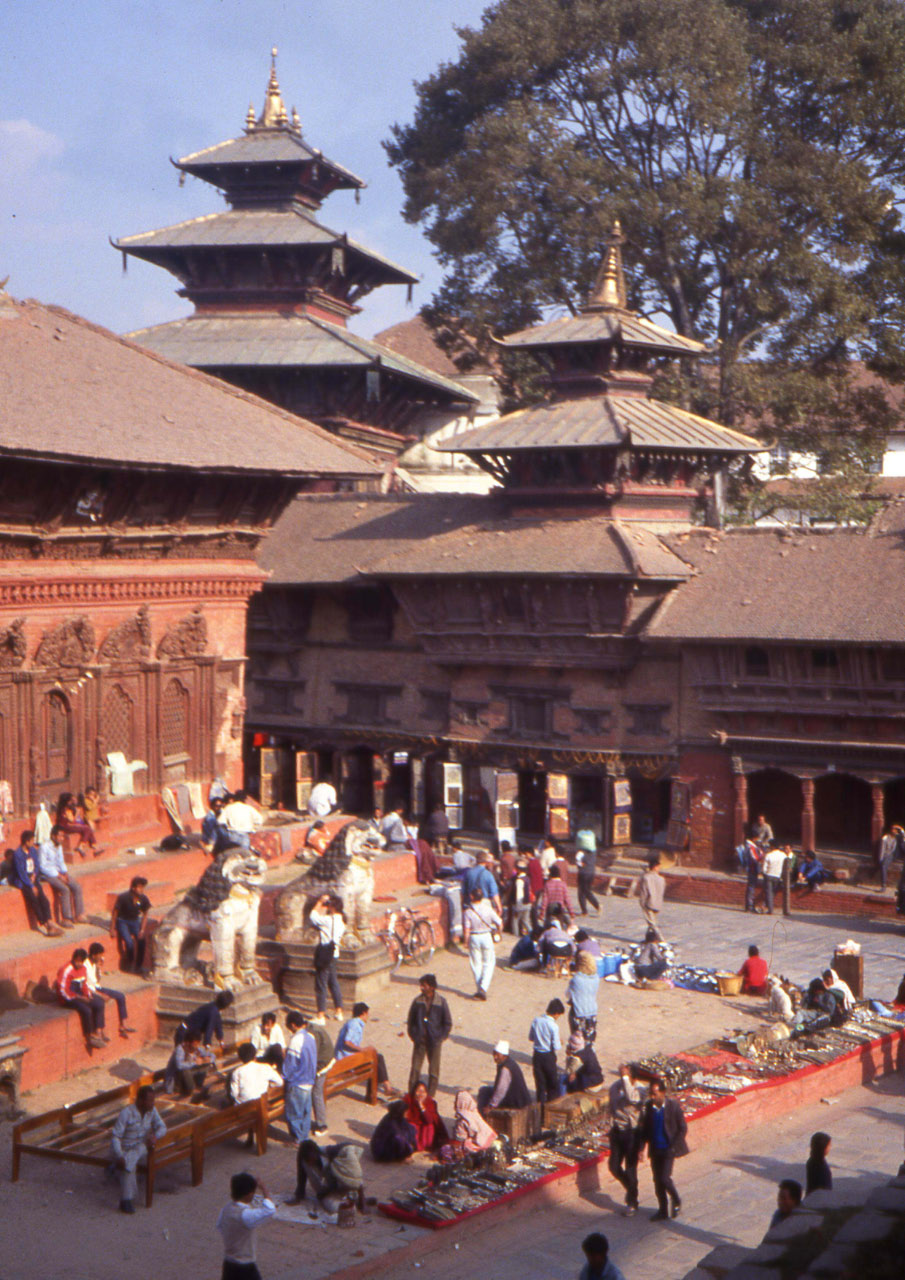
[37,825,86,926]
[308,780,338,819]
[762,846,788,915]
[379,802,409,848]
[230,1042,283,1105]
[220,791,263,848]
[217,1171,276,1280]
[110,1084,166,1214]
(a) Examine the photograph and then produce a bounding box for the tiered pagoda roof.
[442,223,763,516]
[114,51,475,450]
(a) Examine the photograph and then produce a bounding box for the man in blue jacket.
[283,1011,317,1142]
[11,829,61,936]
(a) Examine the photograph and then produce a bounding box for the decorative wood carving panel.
[157,608,208,659]
[34,616,96,668]
[98,606,152,662]
[0,618,26,670]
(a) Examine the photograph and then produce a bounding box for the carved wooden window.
[811,648,839,678]
[161,679,189,759]
[344,587,394,644]
[509,694,550,734]
[103,685,134,759]
[881,649,905,681]
[420,690,450,723]
[44,691,71,781]
[336,683,401,726]
[744,646,770,678]
[625,703,670,736]
[574,708,613,736]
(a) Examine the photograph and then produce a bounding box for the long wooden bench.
[323,1047,379,1105]
[11,1067,281,1207]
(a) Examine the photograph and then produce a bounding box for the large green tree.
[387,0,905,521]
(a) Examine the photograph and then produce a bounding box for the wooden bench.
[323,1047,379,1104]
[12,1068,282,1207]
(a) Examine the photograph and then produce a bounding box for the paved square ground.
[1,894,902,1280]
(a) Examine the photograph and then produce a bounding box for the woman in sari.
[404,1080,448,1153]
[453,1089,496,1153]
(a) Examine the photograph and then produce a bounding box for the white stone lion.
[275,819,384,949]
[152,847,268,989]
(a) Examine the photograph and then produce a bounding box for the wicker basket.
[716,972,744,997]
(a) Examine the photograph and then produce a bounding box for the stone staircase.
[0,809,433,1096]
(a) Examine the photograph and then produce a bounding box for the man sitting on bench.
[110,1084,166,1215]
[164,1030,220,1100]
[335,1002,396,1098]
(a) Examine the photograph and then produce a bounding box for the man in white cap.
[477,1039,531,1115]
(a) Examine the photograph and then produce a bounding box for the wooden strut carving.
[157,607,208,659]
[0,618,26,670]
[34,615,96,668]
[98,605,152,662]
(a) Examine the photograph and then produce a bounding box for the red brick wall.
[677,747,735,868]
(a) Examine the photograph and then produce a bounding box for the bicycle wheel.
[409,919,435,967]
[382,931,402,971]
[391,927,408,973]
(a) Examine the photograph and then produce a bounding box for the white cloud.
[0,118,64,176]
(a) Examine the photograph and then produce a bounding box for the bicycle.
[377,906,435,972]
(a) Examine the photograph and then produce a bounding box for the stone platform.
[155,980,278,1048]
[279,939,394,1014]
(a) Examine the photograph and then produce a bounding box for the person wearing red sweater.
[56,947,107,1048]
[738,944,769,995]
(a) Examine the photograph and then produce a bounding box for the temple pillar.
[801,778,815,853]
[871,783,885,850]
[732,770,748,849]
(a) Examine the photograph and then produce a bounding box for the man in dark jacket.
[406,973,452,1097]
[478,1040,531,1114]
[642,1078,688,1221]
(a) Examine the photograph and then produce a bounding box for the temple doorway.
[746,769,801,845]
[883,776,905,831]
[814,772,872,852]
[518,770,548,837]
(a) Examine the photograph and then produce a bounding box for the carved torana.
[0,618,26,670]
[158,607,208,659]
[98,605,152,662]
[34,615,96,668]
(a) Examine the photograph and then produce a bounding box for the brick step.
[8,979,161,1093]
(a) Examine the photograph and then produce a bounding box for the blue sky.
[1,0,489,339]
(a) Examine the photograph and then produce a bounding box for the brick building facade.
[0,291,370,822]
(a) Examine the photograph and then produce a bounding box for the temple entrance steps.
[3,794,175,865]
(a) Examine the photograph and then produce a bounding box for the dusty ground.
[1,894,902,1280]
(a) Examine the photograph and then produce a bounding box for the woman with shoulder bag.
[309,894,346,1021]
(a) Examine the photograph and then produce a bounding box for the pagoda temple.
[114,51,477,460]
[441,222,761,523]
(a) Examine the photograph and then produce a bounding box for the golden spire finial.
[587,220,627,311]
[291,106,301,133]
[245,102,256,131]
[258,45,288,128]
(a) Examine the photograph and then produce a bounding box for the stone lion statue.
[275,819,384,949]
[152,846,268,989]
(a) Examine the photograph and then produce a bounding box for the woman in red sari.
[404,1080,448,1153]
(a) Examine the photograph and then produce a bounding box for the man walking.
[406,974,452,1097]
[642,1077,688,1221]
[283,1011,317,1143]
[608,1064,645,1216]
[639,855,665,940]
[110,1083,166,1214]
[575,828,600,916]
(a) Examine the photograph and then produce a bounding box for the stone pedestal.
[280,940,393,1014]
[0,1033,28,1117]
[155,982,279,1048]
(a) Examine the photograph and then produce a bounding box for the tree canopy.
[386,0,905,521]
